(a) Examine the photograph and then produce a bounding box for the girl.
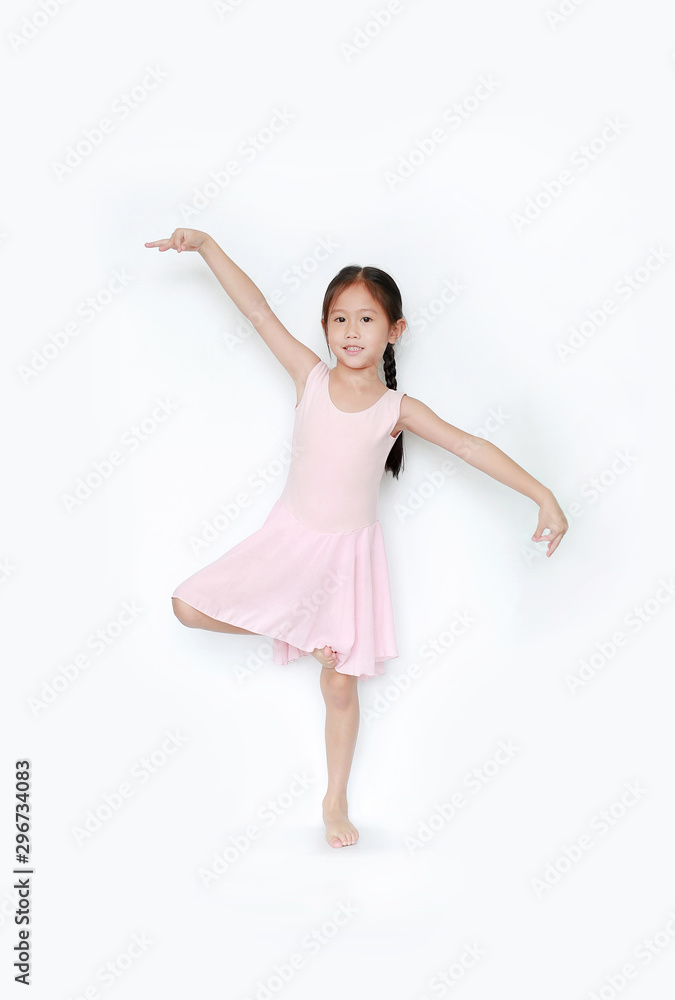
[144,229,568,849]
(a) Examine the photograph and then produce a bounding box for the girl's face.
[326,283,404,367]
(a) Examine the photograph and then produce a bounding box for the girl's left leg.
[172,598,259,634]
[319,663,360,848]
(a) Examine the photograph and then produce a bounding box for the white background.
[3,0,675,997]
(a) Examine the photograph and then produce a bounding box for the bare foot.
[322,795,359,848]
[312,644,338,669]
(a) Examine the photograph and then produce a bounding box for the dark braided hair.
[321,265,406,479]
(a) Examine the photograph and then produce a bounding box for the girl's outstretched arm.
[144,229,319,384]
[398,396,568,557]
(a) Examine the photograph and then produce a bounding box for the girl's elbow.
[452,433,483,461]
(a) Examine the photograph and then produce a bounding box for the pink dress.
[171,359,407,680]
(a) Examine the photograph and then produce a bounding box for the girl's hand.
[144,229,209,253]
[532,495,568,557]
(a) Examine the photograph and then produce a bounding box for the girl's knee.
[321,668,358,708]
[172,597,202,628]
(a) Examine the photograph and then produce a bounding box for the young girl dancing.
[144,229,568,849]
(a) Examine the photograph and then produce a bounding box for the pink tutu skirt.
[172,496,399,680]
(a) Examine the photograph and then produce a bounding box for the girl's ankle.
[322,792,348,809]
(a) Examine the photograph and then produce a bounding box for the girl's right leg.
[319,662,360,849]
[171,597,259,635]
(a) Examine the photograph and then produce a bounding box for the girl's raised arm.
[398,395,569,556]
[145,229,319,383]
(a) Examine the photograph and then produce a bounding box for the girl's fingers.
[145,238,186,250]
[548,533,564,556]
[145,232,200,252]
[531,525,565,557]
[539,530,563,556]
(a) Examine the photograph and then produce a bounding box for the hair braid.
[382,342,404,478]
[382,342,397,390]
